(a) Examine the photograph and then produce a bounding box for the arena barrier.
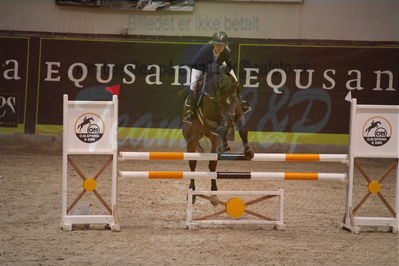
[61,94,398,233]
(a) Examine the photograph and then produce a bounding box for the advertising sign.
[238,44,399,135]
[0,37,29,132]
[0,93,19,128]
[37,38,208,130]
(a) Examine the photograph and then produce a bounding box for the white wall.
[0,0,397,41]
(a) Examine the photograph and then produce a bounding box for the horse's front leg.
[238,129,254,159]
[216,125,231,153]
[237,115,254,159]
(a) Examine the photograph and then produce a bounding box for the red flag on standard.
[105,85,120,96]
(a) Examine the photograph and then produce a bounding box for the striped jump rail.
[119,152,348,163]
[119,171,346,181]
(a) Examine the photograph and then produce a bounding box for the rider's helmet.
[210,31,228,46]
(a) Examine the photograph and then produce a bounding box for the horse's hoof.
[217,145,230,154]
[210,195,219,206]
[244,149,254,160]
[216,146,224,154]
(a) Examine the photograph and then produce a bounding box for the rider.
[183,31,250,123]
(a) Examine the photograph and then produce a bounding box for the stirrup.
[183,110,195,123]
[241,101,252,113]
[242,106,252,113]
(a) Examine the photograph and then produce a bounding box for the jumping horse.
[182,64,253,204]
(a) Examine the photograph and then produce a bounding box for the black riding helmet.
[210,31,228,45]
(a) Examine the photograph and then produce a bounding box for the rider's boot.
[183,91,197,123]
[232,80,251,113]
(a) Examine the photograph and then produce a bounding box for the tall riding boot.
[232,81,251,113]
[183,91,197,123]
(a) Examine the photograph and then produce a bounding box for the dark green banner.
[238,44,398,134]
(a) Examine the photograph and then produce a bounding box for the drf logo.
[74,113,105,143]
[0,95,18,127]
[0,96,16,117]
[362,116,392,147]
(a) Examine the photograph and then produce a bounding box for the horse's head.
[200,63,239,123]
[213,65,237,106]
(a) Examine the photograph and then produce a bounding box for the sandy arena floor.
[0,140,398,265]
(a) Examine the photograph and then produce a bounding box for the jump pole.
[119,171,346,181]
[119,152,348,163]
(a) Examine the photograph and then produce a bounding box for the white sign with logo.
[62,94,119,231]
[63,95,118,154]
[351,103,399,158]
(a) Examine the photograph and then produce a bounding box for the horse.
[182,65,254,205]
[365,120,381,135]
[77,116,94,131]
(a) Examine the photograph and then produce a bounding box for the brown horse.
[182,65,253,204]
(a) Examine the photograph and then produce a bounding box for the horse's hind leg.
[186,129,201,203]
[209,137,220,206]
[209,160,219,207]
[188,160,197,204]
[189,160,197,191]
[209,160,218,191]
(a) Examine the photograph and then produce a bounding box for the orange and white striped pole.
[119,171,346,181]
[119,152,348,163]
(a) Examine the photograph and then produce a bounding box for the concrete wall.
[0,0,397,41]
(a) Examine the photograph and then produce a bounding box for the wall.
[0,0,398,41]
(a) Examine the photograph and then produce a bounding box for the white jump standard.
[61,95,120,231]
[342,98,399,233]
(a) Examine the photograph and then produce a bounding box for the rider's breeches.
[190,68,203,99]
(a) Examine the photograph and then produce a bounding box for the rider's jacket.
[190,44,237,93]
[191,44,234,73]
